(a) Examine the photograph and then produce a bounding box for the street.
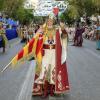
[0,38,35,100]
[0,39,100,100]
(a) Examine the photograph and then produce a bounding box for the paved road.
[66,40,100,100]
[0,39,100,100]
[0,39,35,100]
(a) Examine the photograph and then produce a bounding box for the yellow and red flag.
[35,34,44,64]
[11,33,44,66]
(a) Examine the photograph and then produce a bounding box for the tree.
[92,0,100,14]
[62,0,100,25]
[0,0,35,25]
[2,0,25,17]
[65,0,100,17]
[0,0,4,10]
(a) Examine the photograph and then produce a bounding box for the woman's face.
[38,25,44,34]
[47,19,53,28]
[60,22,64,27]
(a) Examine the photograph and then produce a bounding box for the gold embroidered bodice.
[44,27,56,44]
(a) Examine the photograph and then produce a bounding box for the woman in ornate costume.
[32,17,70,98]
[73,23,85,47]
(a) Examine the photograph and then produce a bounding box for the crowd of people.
[83,24,97,41]
[65,19,100,50]
[1,16,100,54]
[17,24,40,44]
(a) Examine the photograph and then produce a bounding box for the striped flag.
[35,34,44,64]
[11,33,43,66]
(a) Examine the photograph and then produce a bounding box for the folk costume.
[73,25,85,47]
[1,16,70,98]
[32,18,70,97]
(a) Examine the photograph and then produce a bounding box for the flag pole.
[0,61,12,73]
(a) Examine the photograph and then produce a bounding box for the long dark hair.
[35,25,40,33]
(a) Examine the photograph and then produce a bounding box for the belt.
[43,44,55,49]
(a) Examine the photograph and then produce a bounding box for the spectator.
[96,22,100,50]
[0,22,8,52]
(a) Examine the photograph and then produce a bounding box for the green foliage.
[60,11,76,25]
[15,8,34,24]
[60,0,100,25]
[0,0,35,24]
[65,0,100,20]
[0,0,4,10]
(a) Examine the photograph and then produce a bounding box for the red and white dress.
[33,28,70,95]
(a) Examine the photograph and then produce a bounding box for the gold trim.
[32,92,42,96]
[55,89,70,94]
